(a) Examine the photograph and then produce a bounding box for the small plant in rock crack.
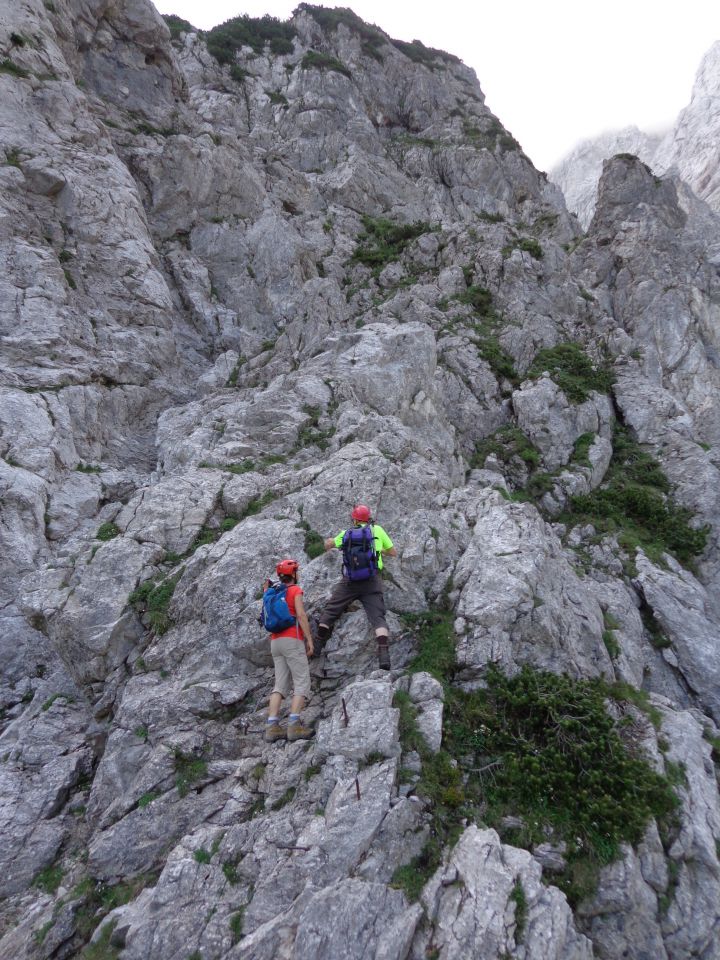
[172,747,209,797]
[95,522,120,541]
[129,572,182,635]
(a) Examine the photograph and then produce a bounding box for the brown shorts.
[320,574,388,632]
[271,637,311,699]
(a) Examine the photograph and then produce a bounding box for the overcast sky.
[153,0,720,171]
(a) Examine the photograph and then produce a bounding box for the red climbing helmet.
[276,558,299,577]
[351,504,371,523]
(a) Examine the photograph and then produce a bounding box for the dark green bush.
[162,14,196,39]
[206,15,296,64]
[567,426,709,566]
[0,58,30,78]
[172,747,208,797]
[301,50,351,78]
[129,573,182,635]
[528,342,614,403]
[471,426,540,470]
[350,215,431,274]
[390,37,461,68]
[296,4,387,60]
[404,609,456,682]
[298,520,325,559]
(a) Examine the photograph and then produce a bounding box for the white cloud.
[152,0,720,170]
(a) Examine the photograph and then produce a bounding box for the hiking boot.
[287,720,314,741]
[264,723,286,743]
[315,623,332,654]
[377,641,391,671]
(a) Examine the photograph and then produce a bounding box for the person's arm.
[294,595,314,656]
[324,530,344,551]
[376,526,397,559]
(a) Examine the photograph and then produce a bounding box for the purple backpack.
[342,526,377,581]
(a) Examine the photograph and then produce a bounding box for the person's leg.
[265,649,291,741]
[283,639,313,740]
[317,579,355,646]
[359,576,391,669]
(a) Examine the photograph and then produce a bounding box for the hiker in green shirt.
[316,504,397,670]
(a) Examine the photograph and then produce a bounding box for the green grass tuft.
[33,863,63,895]
[172,748,208,798]
[129,572,182,635]
[510,879,527,941]
[229,908,244,943]
[95,522,119,541]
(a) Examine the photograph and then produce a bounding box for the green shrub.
[206,15,296,63]
[446,666,678,904]
[296,4,387,60]
[301,50,351,78]
[463,117,520,153]
[33,863,63,894]
[572,432,595,467]
[404,609,456,682]
[390,37,461,68]
[350,215,431,275]
[34,920,55,945]
[4,147,21,167]
[238,491,276,521]
[478,210,505,223]
[271,786,296,810]
[477,336,517,383]
[95,522,119,541]
[229,64,250,83]
[503,236,543,260]
[172,748,208,797]
[527,342,614,403]
[41,693,71,711]
[129,572,182,635]
[470,426,540,470]
[0,58,29,78]
[162,14,196,39]
[222,860,240,884]
[194,847,212,864]
[76,462,101,473]
[78,920,119,960]
[566,426,709,566]
[229,908,244,944]
[298,520,324,559]
[267,89,288,105]
[510,880,527,941]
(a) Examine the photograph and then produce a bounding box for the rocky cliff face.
[1,3,720,959]
[550,126,663,228]
[552,40,720,227]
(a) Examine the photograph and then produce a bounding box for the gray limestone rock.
[315,677,400,761]
[418,825,593,959]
